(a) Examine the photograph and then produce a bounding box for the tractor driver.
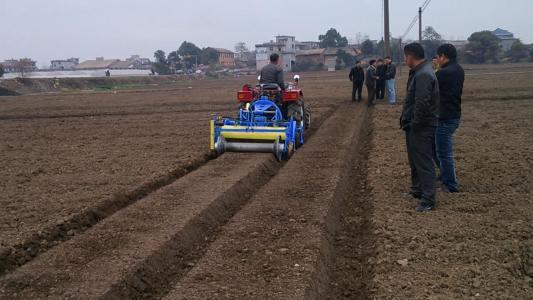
[260,53,285,90]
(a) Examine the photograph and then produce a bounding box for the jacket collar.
[411,60,428,73]
[440,59,456,69]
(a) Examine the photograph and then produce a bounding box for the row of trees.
[152,41,255,75]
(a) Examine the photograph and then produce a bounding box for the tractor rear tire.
[287,101,304,126]
[304,106,311,129]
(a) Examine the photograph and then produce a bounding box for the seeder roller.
[210,77,310,161]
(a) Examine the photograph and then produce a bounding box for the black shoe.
[416,203,435,212]
[411,191,422,199]
[441,184,459,193]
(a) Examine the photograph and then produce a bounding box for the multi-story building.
[255,35,297,72]
[50,58,79,70]
[492,28,519,52]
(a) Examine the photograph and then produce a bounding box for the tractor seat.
[260,83,281,91]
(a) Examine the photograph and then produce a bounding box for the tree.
[508,40,528,62]
[530,46,533,62]
[336,49,356,69]
[179,41,202,69]
[154,50,167,64]
[0,64,4,78]
[201,47,220,66]
[15,58,35,78]
[421,26,443,59]
[464,31,501,64]
[319,28,348,48]
[234,42,249,58]
[361,39,375,55]
[167,50,182,73]
[423,26,442,41]
[153,50,170,75]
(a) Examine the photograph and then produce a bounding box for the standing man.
[375,59,387,100]
[434,44,465,193]
[384,56,397,105]
[349,61,365,102]
[400,43,440,212]
[365,60,379,106]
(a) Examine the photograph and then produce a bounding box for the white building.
[255,35,297,72]
[50,58,79,70]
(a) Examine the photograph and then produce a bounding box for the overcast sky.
[1,0,532,67]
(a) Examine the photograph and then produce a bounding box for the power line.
[400,0,433,40]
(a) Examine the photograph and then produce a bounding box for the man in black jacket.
[349,61,365,102]
[375,59,387,100]
[366,60,379,106]
[400,43,440,212]
[434,44,465,193]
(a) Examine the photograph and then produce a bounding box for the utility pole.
[384,0,391,57]
[418,7,423,43]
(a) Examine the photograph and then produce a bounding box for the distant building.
[296,41,320,51]
[126,55,152,70]
[50,58,79,70]
[296,49,326,66]
[492,28,519,52]
[296,47,360,71]
[213,48,235,67]
[76,57,119,70]
[1,58,37,73]
[1,59,19,73]
[255,35,297,72]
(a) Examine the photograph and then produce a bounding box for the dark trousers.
[352,81,363,102]
[366,84,376,106]
[406,126,437,204]
[376,81,386,99]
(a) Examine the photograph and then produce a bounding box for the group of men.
[259,45,464,213]
[401,42,464,212]
[349,57,397,106]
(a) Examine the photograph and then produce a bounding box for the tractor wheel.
[287,102,305,149]
[304,106,311,129]
[287,102,304,127]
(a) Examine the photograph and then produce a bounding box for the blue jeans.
[434,118,460,191]
[386,79,396,104]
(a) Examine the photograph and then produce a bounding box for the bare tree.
[16,58,35,78]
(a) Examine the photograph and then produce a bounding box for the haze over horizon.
[1,0,532,67]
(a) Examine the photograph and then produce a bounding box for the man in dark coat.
[434,44,465,193]
[365,60,379,106]
[375,59,387,100]
[400,43,440,212]
[260,53,285,90]
[349,61,365,102]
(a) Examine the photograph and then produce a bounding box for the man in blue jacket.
[400,43,440,212]
[434,44,465,193]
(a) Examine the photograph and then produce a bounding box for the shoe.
[441,184,459,193]
[416,203,435,212]
[411,191,422,199]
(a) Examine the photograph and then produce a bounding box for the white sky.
[1,0,532,67]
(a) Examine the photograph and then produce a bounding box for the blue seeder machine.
[210,77,310,161]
